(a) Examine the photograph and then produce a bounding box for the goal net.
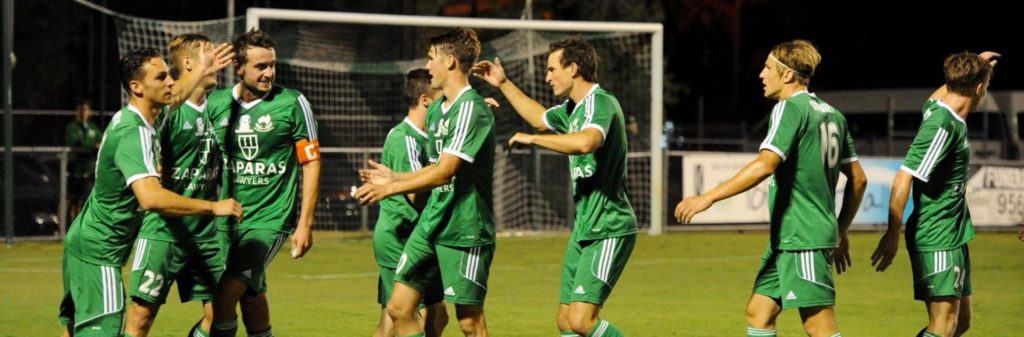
[89,4,665,234]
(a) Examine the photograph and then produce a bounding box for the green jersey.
[138,99,221,242]
[759,91,857,250]
[65,105,161,266]
[373,118,429,267]
[542,84,637,241]
[900,99,974,252]
[207,84,318,233]
[418,86,495,247]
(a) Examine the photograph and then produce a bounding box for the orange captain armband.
[296,139,321,164]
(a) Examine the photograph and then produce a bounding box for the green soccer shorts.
[177,236,227,303]
[378,265,445,307]
[753,246,836,309]
[559,234,636,305]
[910,245,972,301]
[128,238,185,304]
[394,231,494,306]
[59,250,125,336]
[128,236,225,304]
[221,228,288,295]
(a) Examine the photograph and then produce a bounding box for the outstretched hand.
[674,195,713,224]
[359,159,395,185]
[202,42,235,76]
[472,58,508,88]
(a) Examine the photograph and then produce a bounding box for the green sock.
[747,326,777,337]
[189,319,210,337]
[210,320,237,337]
[561,331,582,337]
[399,333,425,337]
[588,320,624,337]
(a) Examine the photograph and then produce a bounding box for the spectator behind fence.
[65,99,102,221]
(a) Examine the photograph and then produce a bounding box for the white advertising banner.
[681,152,770,223]
[966,166,1024,226]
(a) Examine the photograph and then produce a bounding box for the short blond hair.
[770,39,821,85]
[167,34,210,74]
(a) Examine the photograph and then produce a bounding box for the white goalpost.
[246,8,666,235]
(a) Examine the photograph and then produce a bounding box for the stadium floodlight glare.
[245,7,663,233]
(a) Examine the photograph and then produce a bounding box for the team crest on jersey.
[254,114,274,132]
[238,134,259,161]
[236,115,253,133]
[195,117,205,136]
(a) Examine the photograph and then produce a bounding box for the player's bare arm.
[675,150,782,224]
[167,42,234,111]
[291,159,320,258]
[355,153,462,204]
[834,161,867,274]
[130,176,243,220]
[473,58,548,130]
[872,170,912,272]
[508,128,602,155]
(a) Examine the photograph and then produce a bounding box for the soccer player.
[355,27,495,337]
[122,34,227,337]
[58,46,241,337]
[372,69,449,337]
[675,40,867,337]
[871,51,999,337]
[472,36,638,337]
[205,29,321,337]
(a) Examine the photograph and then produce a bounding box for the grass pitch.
[2,231,1022,336]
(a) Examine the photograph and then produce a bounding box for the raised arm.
[473,58,549,131]
[168,43,234,112]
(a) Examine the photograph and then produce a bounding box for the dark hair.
[233,28,276,66]
[404,69,433,108]
[428,27,480,74]
[119,48,163,92]
[549,36,599,82]
[944,52,992,96]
